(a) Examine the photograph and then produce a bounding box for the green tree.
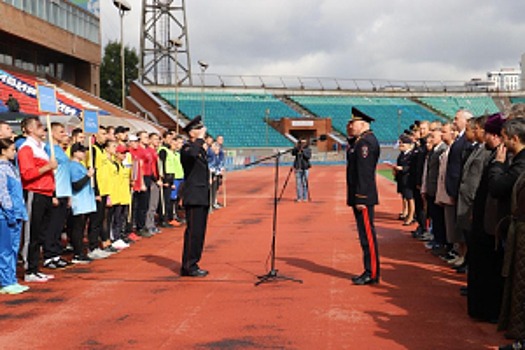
[100,41,139,107]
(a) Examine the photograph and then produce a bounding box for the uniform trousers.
[414,187,426,232]
[146,180,160,230]
[427,195,446,245]
[88,196,107,251]
[70,214,87,256]
[160,185,174,223]
[45,197,68,260]
[24,192,53,274]
[353,205,380,279]
[181,205,209,272]
[0,219,22,286]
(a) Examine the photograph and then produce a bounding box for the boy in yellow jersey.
[110,144,132,249]
[100,140,119,252]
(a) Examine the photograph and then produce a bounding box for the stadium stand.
[288,96,439,143]
[418,96,500,119]
[0,68,87,117]
[157,91,300,147]
[510,97,525,104]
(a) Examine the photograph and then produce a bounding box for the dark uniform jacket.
[425,142,447,197]
[346,130,380,206]
[181,139,210,206]
[487,148,525,235]
[414,136,429,189]
[395,149,415,193]
[456,144,491,232]
[446,133,471,199]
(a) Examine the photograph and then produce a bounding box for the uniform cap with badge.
[349,107,375,123]
[183,115,205,133]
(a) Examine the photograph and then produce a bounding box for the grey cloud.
[101,0,525,82]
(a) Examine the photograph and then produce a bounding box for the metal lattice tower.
[140,0,192,86]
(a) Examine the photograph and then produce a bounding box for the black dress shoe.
[499,340,525,350]
[180,269,209,277]
[352,275,379,285]
[351,272,367,282]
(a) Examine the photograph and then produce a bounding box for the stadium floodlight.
[113,0,131,12]
[169,38,183,48]
[198,60,209,122]
[198,60,209,70]
[113,0,131,108]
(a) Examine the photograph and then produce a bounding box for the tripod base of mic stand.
[255,269,303,286]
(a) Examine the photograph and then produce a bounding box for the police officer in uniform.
[180,116,210,277]
[346,107,381,285]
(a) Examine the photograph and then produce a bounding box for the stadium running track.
[0,165,508,349]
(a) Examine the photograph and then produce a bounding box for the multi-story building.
[0,0,101,94]
[487,68,521,91]
[521,54,525,91]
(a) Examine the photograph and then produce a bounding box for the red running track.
[0,166,506,349]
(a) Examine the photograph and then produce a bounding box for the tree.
[100,41,139,107]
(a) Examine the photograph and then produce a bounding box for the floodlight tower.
[113,0,131,107]
[140,0,192,86]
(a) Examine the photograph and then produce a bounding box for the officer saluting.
[180,115,210,277]
[346,107,381,285]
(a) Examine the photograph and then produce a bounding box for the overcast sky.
[100,0,525,83]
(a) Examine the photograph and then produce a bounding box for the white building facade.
[487,68,521,91]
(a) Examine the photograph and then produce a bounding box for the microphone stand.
[245,148,303,286]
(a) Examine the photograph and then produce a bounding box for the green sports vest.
[157,145,177,175]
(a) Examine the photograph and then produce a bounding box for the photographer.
[291,138,312,202]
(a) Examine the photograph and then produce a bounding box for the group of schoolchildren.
[0,116,225,296]
[392,104,525,349]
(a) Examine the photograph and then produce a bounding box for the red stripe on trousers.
[362,207,377,279]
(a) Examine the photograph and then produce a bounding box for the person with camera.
[292,138,312,202]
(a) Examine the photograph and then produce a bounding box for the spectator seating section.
[158,91,300,148]
[289,96,439,143]
[418,96,500,119]
[0,68,107,118]
[510,97,525,104]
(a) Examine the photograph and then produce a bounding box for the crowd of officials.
[392,104,525,349]
[0,116,225,294]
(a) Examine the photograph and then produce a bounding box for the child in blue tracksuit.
[0,138,29,294]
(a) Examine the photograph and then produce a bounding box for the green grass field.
[377,168,395,182]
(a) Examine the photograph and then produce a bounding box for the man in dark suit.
[423,125,448,254]
[346,107,381,285]
[446,109,473,200]
[412,121,431,238]
[180,116,211,277]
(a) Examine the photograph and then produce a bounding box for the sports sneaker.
[128,232,142,241]
[38,272,55,280]
[24,273,49,283]
[169,220,182,227]
[63,244,74,253]
[0,284,26,294]
[112,239,130,250]
[43,258,60,269]
[87,248,110,260]
[72,255,93,264]
[56,258,70,268]
[14,283,30,292]
[140,230,153,238]
[103,245,119,253]
[418,231,434,242]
